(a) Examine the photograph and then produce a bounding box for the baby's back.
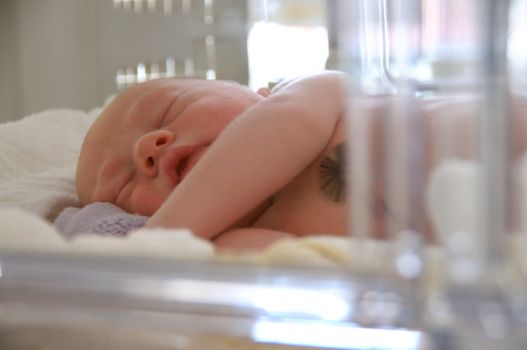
[251,115,349,237]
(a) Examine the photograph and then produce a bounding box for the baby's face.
[76,78,263,215]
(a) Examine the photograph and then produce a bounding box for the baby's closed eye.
[116,173,135,209]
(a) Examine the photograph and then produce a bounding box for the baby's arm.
[146,71,347,239]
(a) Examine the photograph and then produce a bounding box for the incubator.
[1,0,527,349]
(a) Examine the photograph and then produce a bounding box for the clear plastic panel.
[339,0,527,345]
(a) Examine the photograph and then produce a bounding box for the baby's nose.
[133,130,174,177]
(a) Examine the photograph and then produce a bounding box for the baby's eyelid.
[115,182,128,206]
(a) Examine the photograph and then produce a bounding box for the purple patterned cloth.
[54,202,147,239]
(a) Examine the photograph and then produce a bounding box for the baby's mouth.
[176,156,189,178]
[179,145,208,180]
[161,144,208,185]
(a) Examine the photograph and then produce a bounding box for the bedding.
[0,109,96,220]
[0,105,525,286]
[0,107,355,266]
[55,202,147,239]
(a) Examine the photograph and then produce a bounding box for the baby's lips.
[180,145,208,180]
[159,144,207,185]
[160,145,192,185]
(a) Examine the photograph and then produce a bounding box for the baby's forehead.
[115,79,236,106]
[99,78,250,126]
[136,77,237,91]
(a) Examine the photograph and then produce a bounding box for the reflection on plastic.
[152,280,351,321]
[253,320,422,350]
[251,287,350,321]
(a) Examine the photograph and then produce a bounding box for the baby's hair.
[318,143,347,203]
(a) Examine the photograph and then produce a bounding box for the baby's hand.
[270,70,346,95]
[256,87,271,97]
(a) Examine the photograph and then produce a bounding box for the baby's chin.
[128,196,167,217]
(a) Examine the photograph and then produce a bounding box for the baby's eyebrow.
[157,94,183,127]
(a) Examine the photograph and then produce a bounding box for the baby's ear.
[256,87,271,97]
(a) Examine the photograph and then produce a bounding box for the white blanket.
[0,107,525,284]
[0,109,96,220]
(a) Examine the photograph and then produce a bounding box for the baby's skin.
[77,72,349,250]
[76,71,527,250]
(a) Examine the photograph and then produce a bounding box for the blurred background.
[0,0,329,122]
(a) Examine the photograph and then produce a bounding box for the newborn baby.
[71,72,349,250]
[65,71,527,250]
